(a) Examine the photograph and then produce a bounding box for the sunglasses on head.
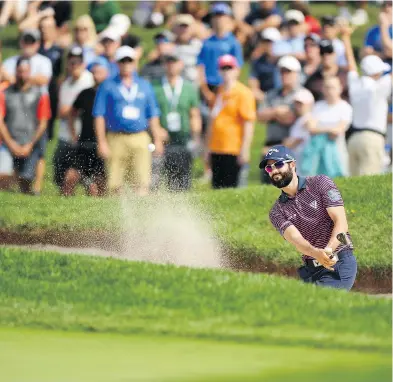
[220,65,234,71]
[265,160,292,173]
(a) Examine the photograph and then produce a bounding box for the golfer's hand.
[98,141,110,159]
[312,248,337,271]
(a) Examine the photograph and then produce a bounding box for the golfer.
[260,145,357,290]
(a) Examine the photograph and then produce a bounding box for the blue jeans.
[298,250,357,291]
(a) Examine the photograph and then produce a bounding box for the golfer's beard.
[270,168,294,188]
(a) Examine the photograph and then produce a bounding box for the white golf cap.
[115,45,136,61]
[285,9,305,24]
[261,27,281,42]
[360,55,391,76]
[293,88,314,104]
[99,27,121,42]
[277,55,301,72]
[109,14,131,35]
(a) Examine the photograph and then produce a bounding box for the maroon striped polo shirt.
[269,175,353,260]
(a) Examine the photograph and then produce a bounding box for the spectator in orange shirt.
[205,55,256,189]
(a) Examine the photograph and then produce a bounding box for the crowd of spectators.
[0,0,391,196]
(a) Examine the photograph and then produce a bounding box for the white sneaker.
[351,9,369,26]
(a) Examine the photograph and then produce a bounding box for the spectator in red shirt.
[0,58,51,194]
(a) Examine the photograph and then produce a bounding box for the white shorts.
[0,145,13,175]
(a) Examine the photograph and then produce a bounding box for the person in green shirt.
[152,53,202,191]
[89,0,121,33]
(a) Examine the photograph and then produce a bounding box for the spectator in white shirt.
[342,26,392,176]
[304,76,352,177]
[283,88,315,175]
[53,46,94,194]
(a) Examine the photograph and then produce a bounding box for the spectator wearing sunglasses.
[93,46,164,196]
[258,55,301,184]
[304,39,348,102]
[261,145,357,291]
[205,55,256,189]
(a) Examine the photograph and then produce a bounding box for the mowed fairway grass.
[0,247,391,382]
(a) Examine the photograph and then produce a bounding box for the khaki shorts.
[347,131,385,176]
[107,131,152,191]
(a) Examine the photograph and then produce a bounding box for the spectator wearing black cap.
[62,57,109,197]
[2,29,52,87]
[152,53,201,191]
[304,39,348,102]
[272,9,306,61]
[38,15,64,141]
[140,31,175,83]
[300,33,321,84]
[0,57,51,194]
[248,27,282,103]
[53,46,94,194]
[320,16,347,68]
[362,1,392,63]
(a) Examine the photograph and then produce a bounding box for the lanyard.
[162,76,183,111]
[119,82,139,104]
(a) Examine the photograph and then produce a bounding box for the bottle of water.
[238,164,250,188]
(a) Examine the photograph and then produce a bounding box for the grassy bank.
[0,247,391,353]
[1,328,391,382]
[1,174,391,269]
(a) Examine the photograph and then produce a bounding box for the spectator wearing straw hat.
[342,26,392,176]
[205,55,256,189]
[248,27,281,103]
[93,46,164,196]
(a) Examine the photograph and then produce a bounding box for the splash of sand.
[118,189,223,269]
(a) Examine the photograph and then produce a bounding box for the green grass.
[0,247,391,353]
[1,174,391,269]
[1,327,391,382]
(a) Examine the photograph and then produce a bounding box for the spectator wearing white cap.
[272,9,306,61]
[53,46,94,194]
[342,26,392,176]
[248,27,281,103]
[258,55,302,183]
[283,88,314,175]
[98,27,121,79]
[93,46,164,196]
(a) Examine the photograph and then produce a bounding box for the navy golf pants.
[298,250,357,291]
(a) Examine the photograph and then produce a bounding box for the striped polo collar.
[279,176,307,203]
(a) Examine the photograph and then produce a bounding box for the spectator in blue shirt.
[248,27,281,103]
[98,28,121,80]
[197,2,243,107]
[93,46,164,196]
[272,10,306,62]
[362,1,392,64]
